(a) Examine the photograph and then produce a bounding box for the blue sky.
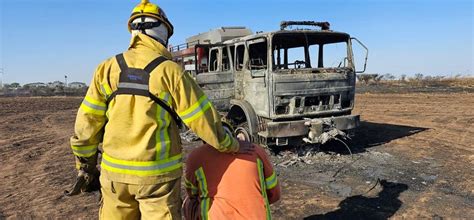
[0,0,472,84]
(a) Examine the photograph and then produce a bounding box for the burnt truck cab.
[171,21,368,147]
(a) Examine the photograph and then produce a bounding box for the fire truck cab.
[170,22,368,148]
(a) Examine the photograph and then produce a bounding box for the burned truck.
[171,21,368,148]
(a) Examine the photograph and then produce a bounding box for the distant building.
[24,82,47,88]
[48,81,65,88]
[68,82,87,89]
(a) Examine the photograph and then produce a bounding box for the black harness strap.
[115,53,129,72]
[107,54,182,128]
[144,56,168,73]
[106,88,149,104]
[148,92,182,127]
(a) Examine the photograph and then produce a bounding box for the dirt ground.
[1,92,473,219]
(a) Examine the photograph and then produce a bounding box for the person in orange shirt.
[183,143,280,220]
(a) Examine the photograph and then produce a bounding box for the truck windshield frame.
[246,37,268,77]
[271,32,352,72]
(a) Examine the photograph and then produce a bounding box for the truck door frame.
[193,43,234,111]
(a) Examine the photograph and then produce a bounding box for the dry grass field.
[1,80,473,219]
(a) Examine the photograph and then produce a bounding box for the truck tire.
[227,100,259,143]
[235,122,251,142]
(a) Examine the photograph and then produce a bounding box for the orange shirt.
[184,144,280,220]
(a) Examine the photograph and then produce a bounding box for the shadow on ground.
[321,121,428,154]
[304,180,409,220]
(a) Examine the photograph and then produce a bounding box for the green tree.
[10,82,21,88]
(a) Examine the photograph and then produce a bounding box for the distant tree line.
[356,73,471,84]
[0,82,87,97]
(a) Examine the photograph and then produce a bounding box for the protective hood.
[131,17,169,47]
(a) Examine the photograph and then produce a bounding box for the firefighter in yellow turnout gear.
[69,1,244,219]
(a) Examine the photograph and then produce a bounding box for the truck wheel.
[235,122,251,142]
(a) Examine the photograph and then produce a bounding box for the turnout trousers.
[99,175,181,220]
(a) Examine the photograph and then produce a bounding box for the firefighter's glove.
[65,169,100,196]
[65,161,100,196]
